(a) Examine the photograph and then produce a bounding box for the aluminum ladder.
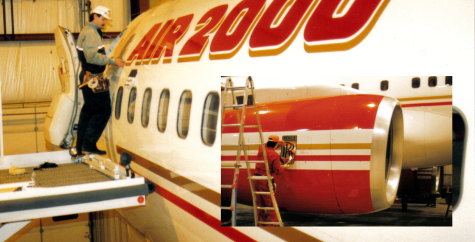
[221,76,283,227]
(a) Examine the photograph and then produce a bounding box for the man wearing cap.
[255,135,290,226]
[75,6,125,157]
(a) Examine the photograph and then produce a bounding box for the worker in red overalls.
[255,135,290,226]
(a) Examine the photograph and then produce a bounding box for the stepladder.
[221,76,283,227]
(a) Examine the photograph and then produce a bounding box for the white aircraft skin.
[46,0,472,241]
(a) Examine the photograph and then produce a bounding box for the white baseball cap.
[91,6,112,21]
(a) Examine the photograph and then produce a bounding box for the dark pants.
[76,72,111,153]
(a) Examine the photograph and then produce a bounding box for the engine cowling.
[221,94,403,214]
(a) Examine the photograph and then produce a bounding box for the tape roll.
[88,79,98,88]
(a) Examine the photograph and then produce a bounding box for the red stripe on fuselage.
[129,170,255,241]
[221,155,371,161]
[153,183,256,241]
[401,102,452,108]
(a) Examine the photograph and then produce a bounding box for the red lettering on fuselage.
[125,0,389,65]
[249,0,314,54]
[209,0,266,58]
[126,23,162,64]
[178,5,228,62]
[304,0,387,52]
[142,19,174,64]
[150,14,194,64]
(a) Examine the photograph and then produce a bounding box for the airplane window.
[177,90,192,138]
[157,89,170,132]
[351,83,359,90]
[141,88,152,128]
[248,95,254,105]
[236,95,254,105]
[380,80,389,91]
[428,76,437,87]
[412,77,421,88]
[445,76,453,85]
[115,86,123,119]
[201,92,220,145]
[236,96,243,104]
[128,87,137,124]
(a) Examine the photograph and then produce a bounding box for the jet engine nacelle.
[221,94,403,214]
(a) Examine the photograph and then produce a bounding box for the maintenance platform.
[0,151,153,224]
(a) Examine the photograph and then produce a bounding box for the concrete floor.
[222,199,452,226]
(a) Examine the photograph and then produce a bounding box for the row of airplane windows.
[344,76,453,91]
[114,86,220,146]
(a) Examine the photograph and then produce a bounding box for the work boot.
[70,147,85,160]
[83,146,107,155]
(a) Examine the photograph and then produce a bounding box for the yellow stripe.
[222,143,372,151]
[398,95,452,102]
[297,144,331,150]
[221,145,264,151]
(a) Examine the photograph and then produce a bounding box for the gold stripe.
[298,144,331,150]
[247,145,261,150]
[221,145,263,151]
[222,143,372,151]
[117,146,220,207]
[398,95,452,102]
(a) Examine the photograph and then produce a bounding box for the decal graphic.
[150,14,194,64]
[125,0,389,65]
[126,23,162,65]
[140,19,174,65]
[304,0,389,52]
[210,0,266,59]
[249,0,315,56]
[179,5,228,62]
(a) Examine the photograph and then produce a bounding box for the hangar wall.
[0,0,130,155]
[0,0,130,34]
[0,2,152,241]
[0,0,130,103]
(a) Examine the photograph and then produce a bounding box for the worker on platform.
[74,6,125,157]
[255,135,290,226]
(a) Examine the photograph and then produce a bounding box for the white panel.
[424,111,452,166]
[330,129,373,143]
[312,149,331,155]
[401,109,426,168]
[332,161,370,170]
[292,161,332,170]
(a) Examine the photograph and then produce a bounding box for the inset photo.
[221,76,457,227]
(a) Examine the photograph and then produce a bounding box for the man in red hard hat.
[255,135,290,226]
